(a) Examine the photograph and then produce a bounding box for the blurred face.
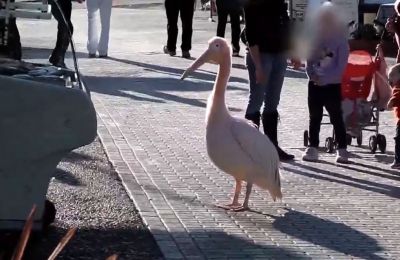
[317,10,338,33]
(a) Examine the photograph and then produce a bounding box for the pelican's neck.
[206,53,231,124]
[212,54,231,103]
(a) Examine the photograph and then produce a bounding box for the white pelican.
[181,37,282,211]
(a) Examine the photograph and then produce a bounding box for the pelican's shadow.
[272,209,384,260]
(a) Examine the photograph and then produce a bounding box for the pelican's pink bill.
[180,49,211,80]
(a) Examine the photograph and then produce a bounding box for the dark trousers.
[216,7,241,51]
[0,17,22,60]
[165,0,195,52]
[308,82,347,149]
[395,124,400,163]
[49,0,73,63]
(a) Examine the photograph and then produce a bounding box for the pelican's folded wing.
[230,118,280,180]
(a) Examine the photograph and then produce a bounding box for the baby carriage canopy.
[341,49,391,109]
[341,50,375,100]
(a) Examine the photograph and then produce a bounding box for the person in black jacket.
[244,0,294,161]
[216,0,243,56]
[163,0,195,59]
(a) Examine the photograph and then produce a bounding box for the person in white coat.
[86,0,112,58]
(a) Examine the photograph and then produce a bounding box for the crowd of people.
[162,0,400,168]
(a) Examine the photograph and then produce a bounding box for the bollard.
[0,75,97,230]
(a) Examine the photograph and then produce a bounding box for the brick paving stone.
[17,6,400,260]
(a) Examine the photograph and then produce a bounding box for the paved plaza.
[18,4,400,260]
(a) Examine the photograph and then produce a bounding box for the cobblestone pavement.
[18,6,400,260]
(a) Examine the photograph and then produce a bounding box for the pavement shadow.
[22,47,88,60]
[271,209,383,260]
[285,68,308,79]
[107,56,249,84]
[53,168,83,186]
[86,75,244,110]
[375,154,396,163]
[63,151,95,163]
[26,226,309,259]
[334,161,400,181]
[24,226,162,260]
[284,162,400,198]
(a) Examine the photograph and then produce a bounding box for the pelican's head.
[181,37,231,80]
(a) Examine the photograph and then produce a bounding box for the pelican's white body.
[206,93,282,200]
[183,37,283,202]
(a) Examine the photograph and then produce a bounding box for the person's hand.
[255,66,267,85]
[311,75,320,86]
[387,99,394,110]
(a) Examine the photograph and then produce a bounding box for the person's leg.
[307,81,324,148]
[324,84,347,149]
[98,0,112,56]
[165,0,179,52]
[50,0,73,67]
[87,0,100,55]
[324,84,349,163]
[302,81,324,162]
[229,10,241,53]
[180,0,195,52]
[216,6,228,38]
[7,18,22,60]
[245,52,265,127]
[393,124,400,168]
[262,54,294,160]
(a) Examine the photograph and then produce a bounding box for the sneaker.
[391,161,400,169]
[163,45,176,56]
[88,53,96,58]
[302,147,318,162]
[99,54,108,58]
[182,50,191,59]
[336,149,349,164]
[232,50,240,57]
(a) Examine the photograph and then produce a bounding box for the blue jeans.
[245,52,287,115]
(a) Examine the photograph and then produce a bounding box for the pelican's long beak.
[181,50,211,80]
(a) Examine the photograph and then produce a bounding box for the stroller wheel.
[346,134,352,145]
[357,132,363,146]
[377,134,387,153]
[303,130,309,147]
[325,137,335,153]
[369,135,378,153]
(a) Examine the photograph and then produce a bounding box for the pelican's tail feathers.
[269,168,283,202]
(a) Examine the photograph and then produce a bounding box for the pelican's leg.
[233,182,252,212]
[217,178,242,210]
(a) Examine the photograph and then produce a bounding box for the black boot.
[245,111,261,128]
[262,111,295,161]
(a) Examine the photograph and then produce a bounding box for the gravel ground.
[26,139,163,260]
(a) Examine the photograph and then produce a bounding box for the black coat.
[244,0,290,53]
[216,0,244,12]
